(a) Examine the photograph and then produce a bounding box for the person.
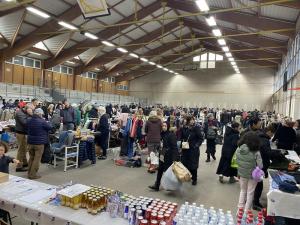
[72,103,82,128]
[216,122,240,183]
[27,108,52,179]
[240,117,262,136]
[145,110,162,153]
[27,98,38,110]
[14,104,32,172]
[50,104,62,131]
[294,119,300,155]
[88,104,99,119]
[0,142,20,223]
[253,125,276,210]
[95,106,110,160]
[60,99,75,131]
[18,99,26,109]
[236,131,263,211]
[272,117,296,150]
[220,109,230,135]
[181,115,204,185]
[149,123,179,191]
[204,113,218,162]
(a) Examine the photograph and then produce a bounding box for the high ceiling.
[0,0,299,82]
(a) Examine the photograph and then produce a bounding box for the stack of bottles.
[172,202,234,225]
[236,208,265,225]
[106,194,178,225]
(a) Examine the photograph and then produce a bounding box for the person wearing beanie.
[26,108,52,179]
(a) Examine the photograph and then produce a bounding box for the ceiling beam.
[44,1,162,69]
[258,0,300,9]
[167,0,295,37]
[75,19,180,74]
[11,10,26,47]
[0,5,24,17]
[0,4,81,62]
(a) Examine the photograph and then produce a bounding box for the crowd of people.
[1,100,300,214]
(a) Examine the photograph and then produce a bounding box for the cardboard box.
[0,172,8,184]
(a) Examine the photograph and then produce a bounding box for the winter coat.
[204,119,218,139]
[160,130,180,170]
[216,126,239,177]
[220,112,230,124]
[88,107,98,119]
[60,107,75,125]
[74,108,81,126]
[95,114,109,150]
[294,129,300,155]
[236,144,263,179]
[27,115,52,145]
[181,125,204,170]
[145,115,162,143]
[272,124,296,150]
[50,109,61,129]
[257,130,273,178]
[15,109,28,134]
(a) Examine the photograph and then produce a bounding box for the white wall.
[129,62,274,111]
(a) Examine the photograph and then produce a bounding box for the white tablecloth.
[0,175,128,225]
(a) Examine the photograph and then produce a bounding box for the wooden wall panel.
[86,79,92,93]
[53,72,61,88]
[45,71,52,88]
[60,74,68,89]
[24,67,34,86]
[67,75,73,90]
[98,81,103,93]
[81,77,87,92]
[4,63,13,84]
[13,65,24,85]
[92,80,97,92]
[33,69,42,86]
[75,76,81,91]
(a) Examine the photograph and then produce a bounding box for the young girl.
[236,131,263,211]
[0,142,20,174]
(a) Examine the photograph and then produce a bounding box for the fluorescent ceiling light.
[195,0,210,12]
[102,41,114,47]
[149,61,156,65]
[58,21,77,30]
[212,29,222,37]
[84,32,98,40]
[193,55,200,62]
[231,62,237,66]
[225,52,232,57]
[205,16,216,27]
[95,68,100,71]
[28,51,41,56]
[175,73,179,75]
[117,48,128,53]
[140,57,148,62]
[157,65,163,68]
[34,42,47,51]
[216,54,223,61]
[233,66,238,69]
[26,6,50,19]
[217,39,226,46]
[163,68,169,71]
[66,61,75,64]
[228,57,234,62]
[74,56,80,60]
[129,53,139,58]
[222,46,229,52]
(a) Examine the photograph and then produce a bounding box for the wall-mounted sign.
[77,0,110,18]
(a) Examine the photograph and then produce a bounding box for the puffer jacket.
[27,115,52,145]
[236,144,262,179]
[145,115,162,143]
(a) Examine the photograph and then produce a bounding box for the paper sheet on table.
[286,151,300,164]
[57,184,90,198]
[19,190,55,204]
[1,182,39,195]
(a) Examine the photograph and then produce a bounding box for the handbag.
[172,161,192,182]
[181,135,190,150]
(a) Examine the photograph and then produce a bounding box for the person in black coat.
[216,122,240,183]
[272,118,296,150]
[95,106,110,160]
[149,122,179,191]
[181,115,204,185]
[204,113,219,162]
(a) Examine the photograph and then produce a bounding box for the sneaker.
[148,185,159,191]
[229,177,237,183]
[219,176,224,183]
[192,180,197,186]
[16,167,28,172]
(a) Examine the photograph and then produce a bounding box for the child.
[236,131,263,211]
[0,142,20,174]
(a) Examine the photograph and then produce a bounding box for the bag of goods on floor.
[172,161,192,182]
[161,165,182,191]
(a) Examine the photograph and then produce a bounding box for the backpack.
[207,127,217,140]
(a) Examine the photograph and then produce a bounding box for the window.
[61,66,68,74]
[14,56,23,65]
[53,65,60,72]
[5,58,13,64]
[111,77,115,83]
[68,67,73,75]
[104,78,109,82]
[25,58,34,67]
[34,60,41,68]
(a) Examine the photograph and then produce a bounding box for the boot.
[229,176,237,183]
[219,175,224,183]
[148,184,159,191]
[206,153,210,162]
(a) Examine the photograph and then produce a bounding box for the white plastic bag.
[149,152,159,165]
[161,165,182,191]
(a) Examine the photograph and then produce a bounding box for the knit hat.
[34,108,44,115]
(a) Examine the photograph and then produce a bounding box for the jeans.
[238,177,258,211]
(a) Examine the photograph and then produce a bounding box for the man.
[27,98,38,110]
[220,109,230,135]
[14,105,32,172]
[240,117,262,137]
[60,99,75,131]
[204,113,219,162]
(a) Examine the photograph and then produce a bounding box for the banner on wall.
[77,0,110,18]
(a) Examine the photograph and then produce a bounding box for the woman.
[149,123,179,191]
[236,131,262,211]
[216,122,240,183]
[272,117,296,150]
[294,119,300,155]
[204,113,219,162]
[181,115,204,185]
[95,106,110,160]
[26,108,52,179]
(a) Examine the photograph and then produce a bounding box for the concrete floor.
[8,144,269,224]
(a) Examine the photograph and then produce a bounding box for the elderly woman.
[95,106,110,160]
[272,117,296,150]
[26,108,52,179]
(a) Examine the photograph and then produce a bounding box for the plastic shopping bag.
[149,152,159,165]
[161,165,182,191]
[231,151,238,169]
[172,161,192,182]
